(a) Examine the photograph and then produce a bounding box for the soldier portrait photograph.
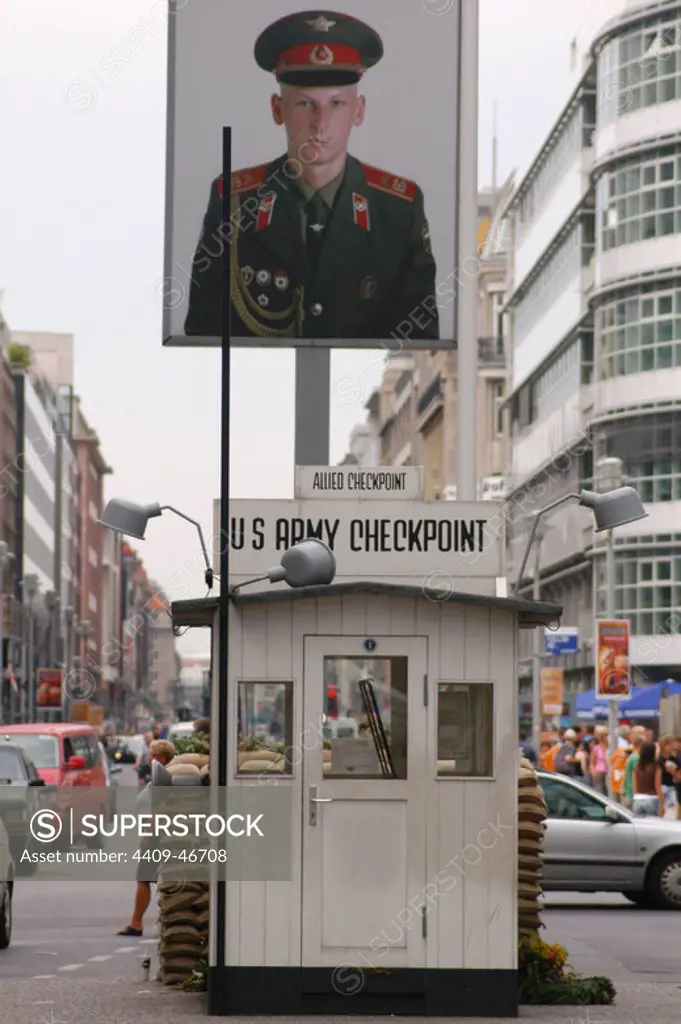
[164,2,459,346]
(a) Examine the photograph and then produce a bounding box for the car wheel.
[648,851,681,910]
[0,885,12,949]
[622,890,656,908]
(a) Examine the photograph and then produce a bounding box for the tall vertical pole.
[531,537,543,757]
[455,0,479,501]
[27,599,35,722]
[215,125,232,991]
[606,529,617,798]
[295,350,330,465]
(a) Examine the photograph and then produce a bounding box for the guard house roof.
[171,582,562,630]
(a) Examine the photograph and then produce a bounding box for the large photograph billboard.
[163,1,461,348]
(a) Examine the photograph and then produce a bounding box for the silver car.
[538,770,681,909]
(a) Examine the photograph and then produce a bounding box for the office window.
[598,18,681,127]
[598,148,681,253]
[597,284,681,379]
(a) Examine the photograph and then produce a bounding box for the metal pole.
[295,349,330,465]
[27,599,35,722]
[455,0,479,501]
[531,536,543,757]
[606,528,618,798]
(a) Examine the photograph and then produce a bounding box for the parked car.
[0,814,15,949]
[112,734,146,764]
[168,722,195,743]
[0,725,109,849]
[0,744,48,873]
[538,770,681,909]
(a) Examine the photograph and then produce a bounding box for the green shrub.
[518,937,615,1006]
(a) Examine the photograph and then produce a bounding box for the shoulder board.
[362,164,417,202]
[216,164,269,198]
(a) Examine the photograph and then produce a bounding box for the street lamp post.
[530,520,551,759]
[596,457,625,798]
[0,542,15,726]
[63,606,74,722]
[22,574,40,722]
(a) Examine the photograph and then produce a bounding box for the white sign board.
[295,466,424,501]
[218,500,503,587]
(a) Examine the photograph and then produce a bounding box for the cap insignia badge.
[257,294,269,307]
[274,271,289,291]
[241,266,254,285]
[306,16,336,32]
[310,44,334,66]
[256,269,271,286]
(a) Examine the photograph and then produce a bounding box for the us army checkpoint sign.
[295,465,425,501]
[217,499,504,596]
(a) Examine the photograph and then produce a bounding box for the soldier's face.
[271,84,366,166]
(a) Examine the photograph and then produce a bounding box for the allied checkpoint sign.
[295,465,425,500]
[218,497,504,597]
[163,0,461,349]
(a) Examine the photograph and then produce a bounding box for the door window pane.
[236,681,293,775]
[322,657,407,778]
[437,682,494,778]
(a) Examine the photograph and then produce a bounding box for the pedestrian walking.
[116,739,176,937]
[623,734,644,809]
[632,741,663,817]
[554,729,580,777]
[657,734,681,815]
[589,729,609,795]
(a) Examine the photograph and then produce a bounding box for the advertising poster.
[36,668,63,710]
[164,1,460,348]
[540,667,564,734]
[596,619,631,700]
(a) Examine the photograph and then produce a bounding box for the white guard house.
[171,476,562,1018]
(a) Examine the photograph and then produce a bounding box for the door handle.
[309,785,331,826]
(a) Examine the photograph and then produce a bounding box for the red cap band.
[277,43,363,72]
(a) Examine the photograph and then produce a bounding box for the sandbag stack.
[156,752,211,986]
[517,755,548,940]
[156,879,209,986]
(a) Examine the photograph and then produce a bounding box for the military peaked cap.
[254,10,384,86]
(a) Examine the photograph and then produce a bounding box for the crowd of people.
[521,724,681,818]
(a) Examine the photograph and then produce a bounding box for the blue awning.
[576,681,681,720]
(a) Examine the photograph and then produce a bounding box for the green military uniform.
[183,11,439,342]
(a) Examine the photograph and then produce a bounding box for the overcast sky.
[0,0,593,655]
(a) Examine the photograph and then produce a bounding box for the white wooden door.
[301,635,428,969]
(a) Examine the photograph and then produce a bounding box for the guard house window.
[437,682,494,778]
[236,681,293,776]
[322,656,408,778]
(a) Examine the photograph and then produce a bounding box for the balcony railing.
[478,337,505,365]
[417,373,443,417]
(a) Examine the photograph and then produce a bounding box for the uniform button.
[310,303,323,317]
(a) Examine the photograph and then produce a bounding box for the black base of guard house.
[206,966,518,1017]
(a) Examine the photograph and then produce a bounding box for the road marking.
[114,945,137,953]
[138,939,157,945]
[32,977,56,980]
[58,964,83,971]
[87,955,113,962]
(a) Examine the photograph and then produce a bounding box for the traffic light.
[327,686,338,719]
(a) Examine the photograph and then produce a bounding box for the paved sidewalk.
[2,977,681,1024]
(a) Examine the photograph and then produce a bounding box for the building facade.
[504,1,681,719]
[343,183,513,502]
